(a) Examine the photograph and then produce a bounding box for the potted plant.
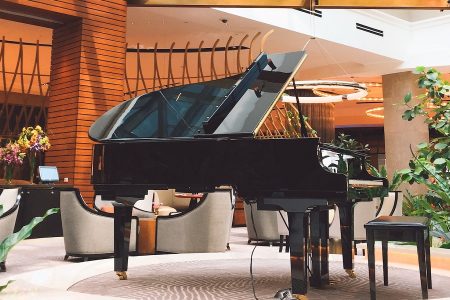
[0,203,59,291]
[398,66,450,248]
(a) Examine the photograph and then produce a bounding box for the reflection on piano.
[89,51,388,297]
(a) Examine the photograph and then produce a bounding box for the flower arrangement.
[0,142,26,166]
[17,125,51,183]
[0,141,26,184]
[17,125,51,154]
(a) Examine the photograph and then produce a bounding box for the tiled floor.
[1,228,450,300]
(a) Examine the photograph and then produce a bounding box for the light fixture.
[282,80,368,103]
[366,106,384,119]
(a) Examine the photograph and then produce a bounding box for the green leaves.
[434,158,446,165]
[0,208,59,263]
[400,66,450,247]
[404,92,412,104]
[0,280,14,293]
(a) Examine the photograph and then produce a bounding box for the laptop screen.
[38,166,59,183]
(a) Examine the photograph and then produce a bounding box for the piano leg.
[113,203,133,280]
[309,208,321,288]
[310,207,330,288]
[319,208,330,284]
[337,203,356,278]
[288,212,308,297]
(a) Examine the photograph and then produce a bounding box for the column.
[382,71,429,194]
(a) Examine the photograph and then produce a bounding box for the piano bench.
[364,216,431,300]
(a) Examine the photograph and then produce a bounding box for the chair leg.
[0,261,5,272]
[285,235,290,253]
[416,230,428,299]
[425,230,432,289]
[367,229,376,300]
[382,240,388,286]
[279,235,284,253]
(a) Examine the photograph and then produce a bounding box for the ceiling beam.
[127,0,310,8]
[127,0,450,9]
[316,0,450,9]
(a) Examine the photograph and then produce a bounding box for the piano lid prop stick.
[291,79,308,138]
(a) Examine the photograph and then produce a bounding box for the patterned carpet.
[70,258,450,300]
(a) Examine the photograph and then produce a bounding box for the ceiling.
[379,9,450,22]
[4,7,447,128]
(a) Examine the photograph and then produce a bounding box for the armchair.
[0,188,20,271]
[156,188,233,253]
[244,202,279,245]
[60,189,138,260]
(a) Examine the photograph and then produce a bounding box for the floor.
[1,228,450,299]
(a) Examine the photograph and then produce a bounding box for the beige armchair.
[0,188,20,271]
[244,202,279,245]
[60,189,138,260]
[156,189,234,253]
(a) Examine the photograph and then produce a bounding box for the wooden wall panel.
[3,0,127,204]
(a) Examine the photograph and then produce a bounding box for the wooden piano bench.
[364,216,432,300]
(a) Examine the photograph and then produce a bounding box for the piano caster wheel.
[345,269,356,279]
[292,294,308,300]
[116,271,127,280]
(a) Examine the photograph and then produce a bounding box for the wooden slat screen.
[3,0,127,204]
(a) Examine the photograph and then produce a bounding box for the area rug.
[70,258,450,299]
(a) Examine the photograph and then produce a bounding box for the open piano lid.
[89,51,306,142]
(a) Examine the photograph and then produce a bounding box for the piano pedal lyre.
[345,269,356,278]
[116,271,127,280]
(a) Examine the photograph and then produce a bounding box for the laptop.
[38,166,60,184]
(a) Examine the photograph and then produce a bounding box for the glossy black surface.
[89,51,306,141]
[92,138,347,199]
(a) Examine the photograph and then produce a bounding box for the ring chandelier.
[365,106,384,119]
[282,81,368,103]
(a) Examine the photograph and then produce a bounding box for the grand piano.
[89,50,388,298]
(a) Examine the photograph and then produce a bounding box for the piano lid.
[88,51,306,142]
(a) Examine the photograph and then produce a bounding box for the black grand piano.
[89,51,388,298]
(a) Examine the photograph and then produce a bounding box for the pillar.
[382,71,429,194]
[1,0,127,204]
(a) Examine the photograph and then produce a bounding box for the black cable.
[249,202,260,300]
[291,79,308,138]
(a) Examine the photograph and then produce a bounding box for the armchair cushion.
[156,189,233,253]
[60,189,137,257]
[0,188,20,255]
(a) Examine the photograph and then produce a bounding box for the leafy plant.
[0,205,59,292]
[366,165,402,191]
[0,280,14,292]
[0,207,59,264]
[327,133,369,174]
[399,66,450,247]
